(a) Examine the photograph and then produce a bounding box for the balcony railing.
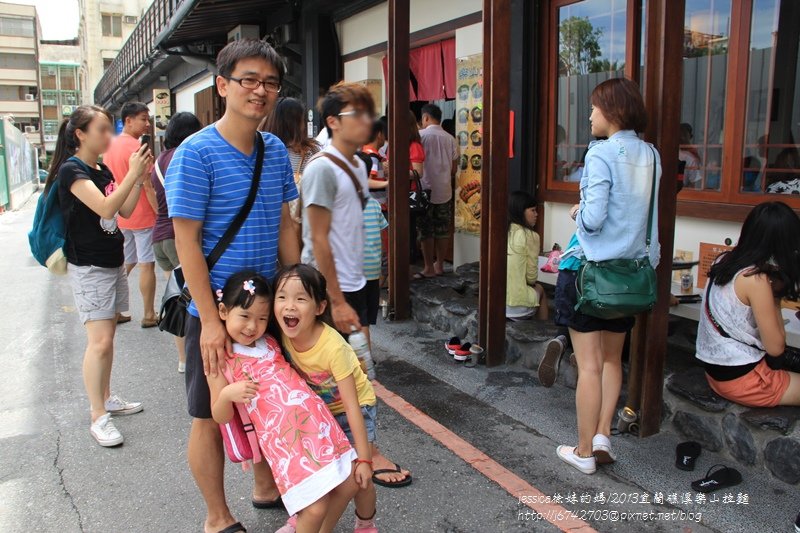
[93,0,181,106]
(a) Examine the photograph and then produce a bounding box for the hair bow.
[215,289,224,302]
[243,280,256,295]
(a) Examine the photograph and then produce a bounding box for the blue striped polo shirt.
[165,125,298,317]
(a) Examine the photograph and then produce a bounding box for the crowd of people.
[40,36,800,533]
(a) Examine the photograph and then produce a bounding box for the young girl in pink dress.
[208,271,359,533]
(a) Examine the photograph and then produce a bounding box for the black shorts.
[343,285,370,330]
[184,313,212,419]
[364,279,381,325]
[553,269,635,334]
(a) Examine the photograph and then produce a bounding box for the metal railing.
[93,0,181,106]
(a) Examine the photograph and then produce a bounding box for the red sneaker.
[445,337,461,355]
[452,342,472,361]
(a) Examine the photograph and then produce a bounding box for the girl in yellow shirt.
[506,191,548,320]
[275,264,382,532]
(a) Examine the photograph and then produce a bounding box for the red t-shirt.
[410,141,425,164]
[104,133,155,230]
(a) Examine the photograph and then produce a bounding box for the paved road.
[0,197,795,533]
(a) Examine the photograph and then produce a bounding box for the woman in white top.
[696,201,800,408]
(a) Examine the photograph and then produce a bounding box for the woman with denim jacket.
[554,78,662,475]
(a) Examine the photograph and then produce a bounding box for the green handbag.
[574,146,658,320]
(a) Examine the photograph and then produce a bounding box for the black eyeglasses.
[226,76,282,94]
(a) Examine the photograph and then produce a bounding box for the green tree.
[559,16,603,75]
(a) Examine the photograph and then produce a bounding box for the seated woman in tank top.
[695,201,800,407]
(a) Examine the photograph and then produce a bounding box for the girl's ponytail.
[42,104,114,195]
[43,119,75,195]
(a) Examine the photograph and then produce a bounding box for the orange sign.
[697,242,734,289]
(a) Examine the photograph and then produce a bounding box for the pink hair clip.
[215,289,224,302]
[243,280,256,295]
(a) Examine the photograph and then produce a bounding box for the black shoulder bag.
[158,134,265,337]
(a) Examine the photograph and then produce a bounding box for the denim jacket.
[573,130,662,267]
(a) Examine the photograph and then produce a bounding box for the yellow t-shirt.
[282,323,376,416]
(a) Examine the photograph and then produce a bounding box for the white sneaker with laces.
[178,361,186,374]
[105,394,143,416]
[90,413,123,447]
[592,433,617,464]
[556,445,596,474]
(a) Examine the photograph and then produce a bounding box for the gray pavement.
[0,195,794,533]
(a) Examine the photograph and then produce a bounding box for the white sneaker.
[556,445,596,474]
[178,361,186,373]
[592,433,617,464]
[105,394,143,416]
[90,413,123,447]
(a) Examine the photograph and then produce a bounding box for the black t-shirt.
[57,158,124,268]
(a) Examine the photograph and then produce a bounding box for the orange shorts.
[706,358,790,407]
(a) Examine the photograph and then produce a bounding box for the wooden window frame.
[538,0,800,221]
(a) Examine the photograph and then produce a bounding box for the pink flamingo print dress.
[225,335,357,515]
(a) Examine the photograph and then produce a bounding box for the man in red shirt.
[104,102,158,327]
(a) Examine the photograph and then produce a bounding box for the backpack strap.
[310,151,368,210]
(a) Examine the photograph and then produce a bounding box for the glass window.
[102,14,122,37]
[0,16,34,37]
[680,0,731,192]
[40,66,57,90]
[43,120,60,138]
[555,0,628,183]
[0,53,35,70]
[59,67,76,91]
[740,0,800,195]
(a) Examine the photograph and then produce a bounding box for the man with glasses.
[165,39,299,533]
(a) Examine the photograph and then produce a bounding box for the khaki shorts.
[68,264,129,323]
[153,238,180,272]
[122,228,155,265]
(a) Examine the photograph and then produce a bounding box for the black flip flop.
[218,522,246,533]
[675,441,702,471]
[252,496,282,509]
[691,464,742,493]
[372,463,413,488]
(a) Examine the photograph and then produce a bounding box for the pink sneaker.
[274,515,297,533]
[354,512,378,533]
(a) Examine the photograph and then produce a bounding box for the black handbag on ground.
[409,169,430,214]
[158,133,265,337]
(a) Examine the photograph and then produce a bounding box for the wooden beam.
[479,0,511,367]
[638,0,685,437]
[387,0,411,320]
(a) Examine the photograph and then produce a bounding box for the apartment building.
[78,0,152,103]
[39,39,81,157]
[0,2,41,147]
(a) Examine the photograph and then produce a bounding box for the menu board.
[697,242,734,289]
[454,54,483,236]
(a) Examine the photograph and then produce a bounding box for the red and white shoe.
[452,342,472,361]
[445,337,461,355]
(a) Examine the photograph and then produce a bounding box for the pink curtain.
[382,55,417,101]
[409,42,445,101]
[441,38,456,99]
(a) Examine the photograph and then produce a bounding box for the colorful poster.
[153,89,171,134]
[454,54,483,236]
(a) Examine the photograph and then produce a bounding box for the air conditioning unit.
[24,126,37,133]
[227,25,260,43]
[24,94,35,101]
[123,15,137,24]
